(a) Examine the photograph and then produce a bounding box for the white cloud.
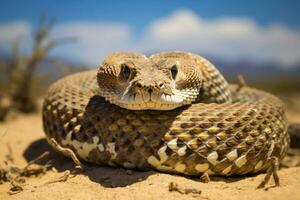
[0,21,32,52]
[1,9,300,68]
[51,22,132,65]
[138,9,300,66]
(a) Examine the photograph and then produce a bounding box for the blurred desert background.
[0,1,300,200]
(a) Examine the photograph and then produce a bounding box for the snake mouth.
[108,88,200,110]
[119,93,183,110]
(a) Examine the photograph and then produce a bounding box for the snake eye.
[170,65,178,80]
[120,64,131,81]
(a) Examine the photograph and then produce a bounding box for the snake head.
[97,51,204,110]
[97,52,147,108]
[149,51,204,107]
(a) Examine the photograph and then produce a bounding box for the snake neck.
[196,58,232,104]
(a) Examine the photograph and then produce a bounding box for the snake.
[42,51,289,176]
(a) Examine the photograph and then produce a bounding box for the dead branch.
[1,148,52,195]
[23,151,50,171]
[169,182,202,196]
[48,138,83,170]
[45,170,74,185]
[10,15,75,113]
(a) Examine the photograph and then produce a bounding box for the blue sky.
[1,0,300,31]
[0,0,300,67]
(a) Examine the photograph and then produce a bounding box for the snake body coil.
[43,52,289,176]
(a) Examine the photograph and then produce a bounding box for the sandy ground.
[0,94,300,200]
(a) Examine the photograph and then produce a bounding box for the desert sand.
[0,94,300,200]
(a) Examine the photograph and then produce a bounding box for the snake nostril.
[159,83,164,88]
[136,83,142,88]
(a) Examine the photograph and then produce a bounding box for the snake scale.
[43,52,289,176]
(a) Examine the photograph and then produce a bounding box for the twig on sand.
[169,182,202,196]
[8,151,51,195]
[23,152,50,171]
[8,179,25,195]
[0,146,51,195]
[257,141,280,189]
[20,152,52,177]
[44,170,74,185]
[48,138,83,170]
[257,156,280,190]
[45,138,83,185]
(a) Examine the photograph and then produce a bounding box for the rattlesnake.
[43,51,289,178]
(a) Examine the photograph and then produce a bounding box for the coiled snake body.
[43,52,289,176]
